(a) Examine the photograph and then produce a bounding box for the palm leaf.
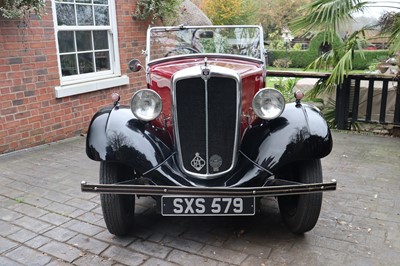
[290,0,369,43]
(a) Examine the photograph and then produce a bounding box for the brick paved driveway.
[0,132,399,265]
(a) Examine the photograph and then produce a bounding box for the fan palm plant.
[290,0,400,95]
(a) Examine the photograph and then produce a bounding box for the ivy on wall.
[0,0,46,19]
[132,0,183,24]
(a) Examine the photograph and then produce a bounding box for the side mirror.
[199,31,214,38]
[128,59,142,72]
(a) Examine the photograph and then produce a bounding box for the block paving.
[0,131,399,265]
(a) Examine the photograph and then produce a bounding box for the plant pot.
[377,64,390,74]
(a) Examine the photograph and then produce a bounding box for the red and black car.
[82,25,336,236]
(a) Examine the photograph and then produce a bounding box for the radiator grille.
[175,76,238,178]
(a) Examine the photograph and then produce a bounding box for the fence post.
[336,77,351,130]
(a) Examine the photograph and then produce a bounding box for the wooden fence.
[267,70,400,130]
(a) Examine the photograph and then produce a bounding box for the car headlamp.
[252,88,285,120]
[130,89,162,121]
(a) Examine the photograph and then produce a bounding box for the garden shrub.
[268,31,391,70]
[352,50,390,70]
[268,32,342,68]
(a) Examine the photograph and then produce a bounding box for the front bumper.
[81,179,337,197]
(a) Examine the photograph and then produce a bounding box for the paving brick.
[344,255,382,266]
[39,212,71,226]
[1,131,400,266]
[7,228,37,243]
[12,203,49,218]
[0,236,18,253]
[224,237,272,259]
[94,230,136,247]
[240,255,270,266]
[75,211,104,224]
[161,235,204,253]
[198,245,248,265]
[0,220,21,237]
[5,180,34,194]
[146,231,165,243]
[46,259,77,266]
[0,187,26,202]
[0,208,23,221]
[141,257,179,266]
[39,241,82,263]
[25,235,52,249]
[5,246,52,265]
[289,244,347,266]
[40,189,73,204]
[0,256,24,266]
[128,239,172,259]
[44,227,78,242]
[67,234,109,255]
[73,255,115,266]
[167,249,219,266]
[65,197,98,211]
[45,201,81,217]
[21,194,53,208]
[62,219,104,236]
[12,216,53,234]
[101,245,148,266]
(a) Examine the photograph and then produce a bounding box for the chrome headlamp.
[130,89,162,121]
[252,88,285,120]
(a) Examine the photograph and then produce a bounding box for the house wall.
[0,0,149,154]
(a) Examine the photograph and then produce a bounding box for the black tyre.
[277,159,323,234]
[100,161,135,236]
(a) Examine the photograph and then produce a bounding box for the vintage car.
[81,25,336,236]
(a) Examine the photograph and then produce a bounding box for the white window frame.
[52,0,128,98]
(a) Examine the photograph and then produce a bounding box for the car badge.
[209,154,223,172]
[191,152,205,171]
[201,57,211,80]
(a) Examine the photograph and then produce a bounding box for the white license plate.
[161,196,255,216]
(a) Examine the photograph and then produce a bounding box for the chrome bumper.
[81,179,336,197]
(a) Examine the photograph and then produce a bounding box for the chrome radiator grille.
[174,75,239,179]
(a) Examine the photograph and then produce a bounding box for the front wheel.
[277,159,323,234]
[100,162,135,236]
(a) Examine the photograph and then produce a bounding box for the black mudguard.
[240,103,332,173]
[86,102,332,187]
[86,106,173,175]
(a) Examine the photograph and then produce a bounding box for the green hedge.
[352,50,391,70]
[267,31,390,70]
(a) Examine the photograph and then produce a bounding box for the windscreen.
[149,26,262,62]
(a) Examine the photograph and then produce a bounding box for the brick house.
[0,0,150,154]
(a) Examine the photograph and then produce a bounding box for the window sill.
[55,75,129,98]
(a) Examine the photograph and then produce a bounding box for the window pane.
[56,3,75,26]
[77,4,93,26]
[60,54,77,76]
[58,31,75,53]
[76,31,93,51]
[95,52,110,71]
[78,53,94,73]
[93,31,108,50]
[93,0,107,4]
[54,0,116,82]
[94,6,109,26]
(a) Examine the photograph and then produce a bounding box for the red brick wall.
[0,0,149,154]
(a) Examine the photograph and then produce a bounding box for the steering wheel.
[164,47,200,57]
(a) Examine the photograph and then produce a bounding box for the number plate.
[161,196,255,216]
